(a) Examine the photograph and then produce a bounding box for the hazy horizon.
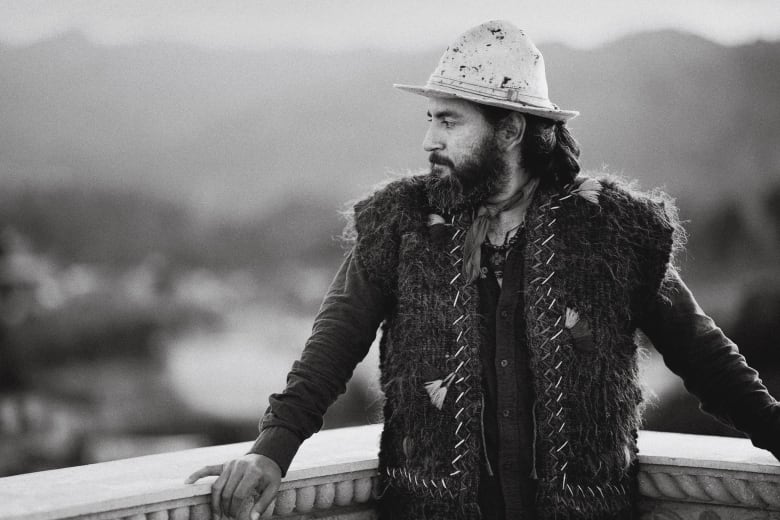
[4,23,778,53]
[2,0,779,51]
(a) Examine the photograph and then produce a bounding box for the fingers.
[211,460,232,518]
[222,462,245,518]
[251,478,280,520]
[230,473,259,518]
[184,464,223,484]
[187,456,279,519]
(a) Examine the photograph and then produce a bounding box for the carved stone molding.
[85,474,379,519]
[639,468,780,509]
[640,501,780,520]
[260,474,378,518]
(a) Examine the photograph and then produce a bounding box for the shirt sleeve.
[637,268,780,460]
[248,248,389,476]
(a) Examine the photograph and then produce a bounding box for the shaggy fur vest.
[351,173,678,520]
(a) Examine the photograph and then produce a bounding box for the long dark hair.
[479,105,581,191]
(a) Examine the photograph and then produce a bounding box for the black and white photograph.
[0,2,779,519]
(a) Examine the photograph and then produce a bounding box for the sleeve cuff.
[247,426,302,477]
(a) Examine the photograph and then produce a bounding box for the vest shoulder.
[571,174,686,306]
[352,173,430,234]
[347,173,430,294]
[573,174,682,243]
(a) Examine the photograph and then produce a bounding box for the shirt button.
[500,310,509,319]
[500,359,509,368]
[502,461,513,471]
[502,409,511,418]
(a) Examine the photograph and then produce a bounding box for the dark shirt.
[250,241,780,518]
[476,231,536,520]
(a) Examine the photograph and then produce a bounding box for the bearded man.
[187,20,780,520]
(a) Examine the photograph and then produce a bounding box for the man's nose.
[423,125,443,152]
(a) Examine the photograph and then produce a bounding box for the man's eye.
[442,120,455,128]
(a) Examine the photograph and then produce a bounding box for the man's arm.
[186,249,389,519]
[638,269,780,458]
[249,248,389,473]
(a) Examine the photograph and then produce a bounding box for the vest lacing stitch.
[530,182,627,508]
[528,196,569,492]
[384,214,475,500]
[447,215,476,488]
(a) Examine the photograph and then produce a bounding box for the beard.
[425,133,510,214]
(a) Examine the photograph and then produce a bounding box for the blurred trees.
[642,180,780,436]
[0,183,362,476]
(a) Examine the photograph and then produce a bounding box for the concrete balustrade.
[1,426,778,520]
[638,431,780,519]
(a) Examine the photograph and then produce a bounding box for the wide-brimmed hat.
[394,20,578,121]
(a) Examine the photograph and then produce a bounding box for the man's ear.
[498,112,526,151]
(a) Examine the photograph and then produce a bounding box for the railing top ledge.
[639,430,780,474]
[0,424,383,520]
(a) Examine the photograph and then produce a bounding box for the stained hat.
[394,20,578,121]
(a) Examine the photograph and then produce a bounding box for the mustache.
[428,152,454,168]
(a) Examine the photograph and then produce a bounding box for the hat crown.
[393,20,578,121]
[431,20,550,104]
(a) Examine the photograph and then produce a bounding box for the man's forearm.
[248,250,389,475]
[640,270,780,457]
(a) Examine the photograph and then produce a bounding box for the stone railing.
[1,426,779,520]
[638,431,780,520]
[0,425,383,520]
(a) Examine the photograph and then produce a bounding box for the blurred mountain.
[1,30,777,222]
[542,31,780,212]
[0,32,433,220]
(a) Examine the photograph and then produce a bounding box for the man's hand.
[185,454,282,520]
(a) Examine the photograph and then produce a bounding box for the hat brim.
[394,83,579,122]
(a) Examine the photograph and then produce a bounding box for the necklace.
[482,223,525,282]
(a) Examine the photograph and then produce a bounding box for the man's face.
[423,97,509,211]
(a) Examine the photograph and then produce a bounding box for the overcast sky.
[1,0,778,50]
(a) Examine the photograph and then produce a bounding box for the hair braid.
[547,119,581,188]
